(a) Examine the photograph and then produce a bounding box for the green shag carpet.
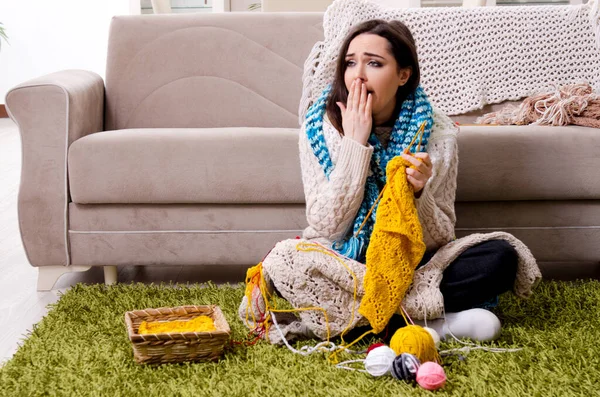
[1,280,599,397]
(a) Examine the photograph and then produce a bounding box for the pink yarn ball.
[416,361,446,391]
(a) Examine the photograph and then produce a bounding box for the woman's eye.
[345,60,355,67]
[368,61,381,67]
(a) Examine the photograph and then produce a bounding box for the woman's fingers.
[401,153,423,168]
[406,174,425,192]
[341,80,372,146]
[414,152,432,168]
[402,153,431,176]
[403,152,432,193]
[346,79,370,116]
[347,80,355,110]
[359,83,367,114]
[353,79,361,112]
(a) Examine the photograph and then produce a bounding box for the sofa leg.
[104,266,118,286]
[37,266,92,291]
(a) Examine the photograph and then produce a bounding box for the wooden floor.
[0,118,247,364]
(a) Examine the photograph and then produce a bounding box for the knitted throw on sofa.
[299,0,600,122]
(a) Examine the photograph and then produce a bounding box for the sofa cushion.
[68,128,304,204]
[104,13,324,131]
[68,203,308,266]
[457,125,600,201]
[69,203,308,232]
[69,124,600,204]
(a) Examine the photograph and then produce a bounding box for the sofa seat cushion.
[455,200,600,262]
[68,203,308,266]
[68,128,304,204]
[457,125,600,201]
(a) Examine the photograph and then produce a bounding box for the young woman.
[239,19,540,344]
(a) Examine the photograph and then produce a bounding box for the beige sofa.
[6,13,600,290]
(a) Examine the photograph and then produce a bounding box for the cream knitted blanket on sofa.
[299,0,600,122]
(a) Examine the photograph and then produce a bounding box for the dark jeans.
[421,239,519,312]
[347,239,519,343]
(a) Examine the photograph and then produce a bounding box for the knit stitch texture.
[238,1,553,341]
[239,111,542,342]
[360,156,426,333]
[305,86,432,261]
[299,0,600,122]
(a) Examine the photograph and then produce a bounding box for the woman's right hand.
[336,79,373,146]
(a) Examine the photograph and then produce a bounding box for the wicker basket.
[124,305,231,364]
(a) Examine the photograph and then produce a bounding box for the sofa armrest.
[5,70,104,267]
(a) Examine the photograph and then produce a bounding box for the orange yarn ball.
[389,325,437,363]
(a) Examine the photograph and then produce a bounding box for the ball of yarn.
[366,342,386,354]
[364,345,396,377]
[416,361,446,391]
[390,325,437,363]
[391,353,421,382]
[423,327,441,348]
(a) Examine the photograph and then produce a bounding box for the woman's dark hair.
[325,19,420,134]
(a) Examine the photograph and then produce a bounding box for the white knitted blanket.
[299,0,600,122]
[240,232,541,343]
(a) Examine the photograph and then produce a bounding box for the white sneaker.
[417,308,502,342]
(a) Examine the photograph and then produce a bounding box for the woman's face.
[344,33,411,125]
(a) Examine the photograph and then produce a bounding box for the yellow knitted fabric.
[359,156,426,333]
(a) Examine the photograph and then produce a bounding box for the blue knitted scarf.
[305,86,434,262]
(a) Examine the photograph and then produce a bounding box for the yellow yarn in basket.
[138,315,216,334]
[390,325,438,363]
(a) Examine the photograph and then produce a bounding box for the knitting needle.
[404,121,427,155]
[354,121,428,237]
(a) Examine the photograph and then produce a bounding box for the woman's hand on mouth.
[337,79,373,146]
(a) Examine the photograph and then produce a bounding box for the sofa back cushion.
[456,124,600,201]
[104,13,324,131]
[68,127,304,204]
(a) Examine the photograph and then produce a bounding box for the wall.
[231,0,256,11]
[140,0,214,14]
[0,0,138,103]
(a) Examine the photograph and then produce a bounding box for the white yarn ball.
[364,346,396,377]
[424,327,441,348]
